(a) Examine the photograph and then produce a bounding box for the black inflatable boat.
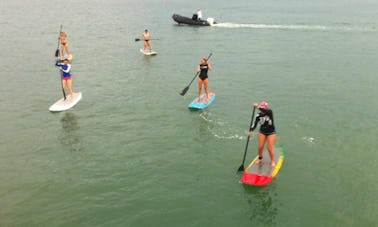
[172,14,216,26]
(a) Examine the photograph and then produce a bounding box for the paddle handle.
[55,25,66,100]
[135,38,160,42]
[55,25,63,57]
[238,106,256,172]
[61,85,66,100]
[187,71,200,87]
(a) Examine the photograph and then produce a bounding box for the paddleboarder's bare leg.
[65,44,70,56]
[267,134,277,166]
[143,40,150,51]
[197,78,203,102]
[147,41,152,52]
[67,79,74,99]
[256,133,267,164]
[204,79,209,101]
[60,45,70,58]
[62,79,67,99]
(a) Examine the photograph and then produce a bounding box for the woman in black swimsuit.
[196,57,212,102]
[248,101,277,166]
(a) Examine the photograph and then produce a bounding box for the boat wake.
[213,22,377,32]
[213,23,329,30]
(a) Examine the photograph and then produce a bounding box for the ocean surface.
[1,0,377,226]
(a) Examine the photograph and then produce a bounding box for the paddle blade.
[237,164,245,172]
[55,49,59,57]
[180,86,189,96]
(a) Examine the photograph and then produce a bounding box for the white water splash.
[214,133,244,140]
[302,136,316,144]
[198,112,245,140]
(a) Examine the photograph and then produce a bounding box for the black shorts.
[260,131,276,136]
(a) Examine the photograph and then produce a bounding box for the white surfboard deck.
[49,92,82,112]
[140,48,157,56]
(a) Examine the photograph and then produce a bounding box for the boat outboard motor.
[206,17,215,25]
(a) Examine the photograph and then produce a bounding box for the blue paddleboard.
[188,92,216,109]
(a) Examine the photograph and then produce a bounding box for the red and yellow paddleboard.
[240,147,284,186]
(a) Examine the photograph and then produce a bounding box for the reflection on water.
[59,111,81,152]
[142,54,153,64]
[243,185,278,226]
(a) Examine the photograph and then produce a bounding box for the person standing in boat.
[192,9,202,20]
[248,101,277,167]
[59,31,70,60]
[141,29,152,53]
[55,58,74,100]
[197,9,202,20]
[197,57,212,102]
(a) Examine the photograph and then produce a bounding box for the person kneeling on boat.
[55,59,74,100]
[248,101,277,167]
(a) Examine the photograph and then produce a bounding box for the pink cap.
[258,101,269,109]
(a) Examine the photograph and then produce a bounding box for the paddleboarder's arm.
[61,64,71,73]
[208,62,212,70]
[249,115,260,132]
[248,116,258,136]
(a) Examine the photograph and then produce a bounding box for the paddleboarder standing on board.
[55,58,74,99]
[197,9,202,20]
[248,101,277,167]
[141,29,152,53]
[192,9,202,20]
[197,57,212,102]
[59,31,70,60]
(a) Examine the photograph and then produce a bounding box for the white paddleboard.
[49,92,82,112]
[140,48,157,56]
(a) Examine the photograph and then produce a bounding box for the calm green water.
[1,0,378,226]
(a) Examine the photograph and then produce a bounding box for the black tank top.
[199,63,208,77]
